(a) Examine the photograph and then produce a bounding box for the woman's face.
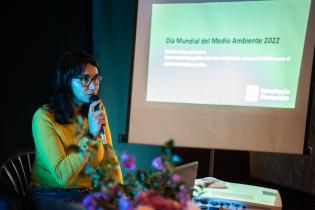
[71,63,100,105]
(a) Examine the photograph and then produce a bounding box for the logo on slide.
[245,85,260,102]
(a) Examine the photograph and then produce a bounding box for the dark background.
[1,0,91,161]
[1,1,314,210]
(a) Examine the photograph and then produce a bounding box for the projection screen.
[127,0,315,154]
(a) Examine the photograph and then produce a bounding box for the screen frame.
[121,0,315,155]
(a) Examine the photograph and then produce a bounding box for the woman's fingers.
[89,100,101,113]
[92,110,106,125]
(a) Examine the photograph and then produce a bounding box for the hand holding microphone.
[89,95,111,177]
[88,95,107,144]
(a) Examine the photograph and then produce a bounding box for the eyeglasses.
[77,74,103,87]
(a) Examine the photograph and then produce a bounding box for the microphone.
[89,95,107,144]
[89,95,111,178]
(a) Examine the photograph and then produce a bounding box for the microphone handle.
[91,98,107,144]
[100,124,104,134]
[89,96,111,177]
[100,124,107,144]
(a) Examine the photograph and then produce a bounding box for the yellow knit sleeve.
[32,108,86,187]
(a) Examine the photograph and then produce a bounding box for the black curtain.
[0,0,92,164]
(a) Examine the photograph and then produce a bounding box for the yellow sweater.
[30,105,123,189]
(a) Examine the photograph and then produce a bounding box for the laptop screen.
[173,161,199,191]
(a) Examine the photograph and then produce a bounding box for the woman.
[30,50,123,210]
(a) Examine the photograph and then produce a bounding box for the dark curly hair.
[47,50,99,124]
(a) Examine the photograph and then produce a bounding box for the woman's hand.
[88,100,106,137]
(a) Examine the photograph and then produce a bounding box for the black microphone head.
[89,95,100,103]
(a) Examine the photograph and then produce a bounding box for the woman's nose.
[88,81,97,90]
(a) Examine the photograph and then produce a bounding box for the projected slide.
[146,0,311,108]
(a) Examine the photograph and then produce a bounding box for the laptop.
[173,161,199,192]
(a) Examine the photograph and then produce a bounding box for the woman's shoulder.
[33,104,54,121]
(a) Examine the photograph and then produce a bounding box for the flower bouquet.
[79,140,199,210]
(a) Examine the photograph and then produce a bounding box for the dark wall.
[0,1,92,164]
[173,147,249,181]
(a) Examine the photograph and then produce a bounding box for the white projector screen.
[127,0,315,154]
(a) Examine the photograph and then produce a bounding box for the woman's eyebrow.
[79,73,99,77]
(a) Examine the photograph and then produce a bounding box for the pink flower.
[136,205,154,210]
[176,185,190,209]
[151,156,165,171]
[120,151,136,170]
[184,201,200,210]
[171,173,182,183]
[135,190,180,210]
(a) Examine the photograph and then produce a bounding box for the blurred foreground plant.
[76,139,199,210]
